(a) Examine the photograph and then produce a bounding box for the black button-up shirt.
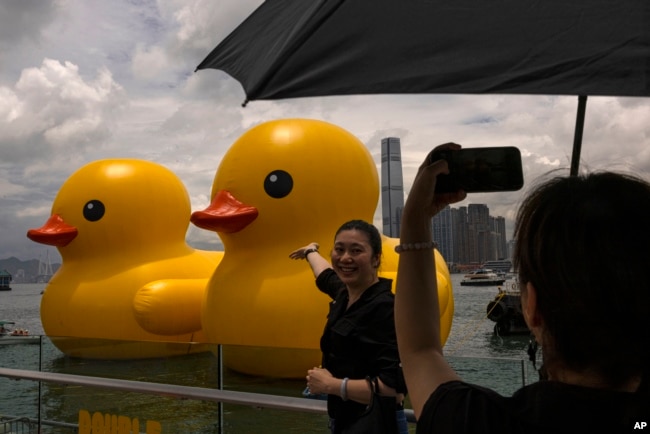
[316,268,405,422]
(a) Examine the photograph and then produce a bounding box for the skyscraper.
[432,206,454,266]
[381,137,405,237]
[468,204,490,264]
[493,216,507,259]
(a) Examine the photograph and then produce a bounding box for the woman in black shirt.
[290,219,408,434]
[395,143,649,433]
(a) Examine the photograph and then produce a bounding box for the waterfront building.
[507,239,516,260]
[468,204,490,264]
[432,206,454,266]
[380,137,405,237]
[431,203,510,270]
[0,269,12,290]
[493,216,508,260]
[453,206,470,266]
[482,260,513,274]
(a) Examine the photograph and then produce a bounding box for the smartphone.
[431,146,524,193]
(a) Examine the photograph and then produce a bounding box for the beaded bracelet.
[340,377,349,401]
[394,241,437,253]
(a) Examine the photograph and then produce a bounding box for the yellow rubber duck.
[27,159,223,359]
[191,119,453,378]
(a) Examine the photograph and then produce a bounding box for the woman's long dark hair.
[513,172,650,389]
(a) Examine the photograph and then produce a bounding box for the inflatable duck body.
[192,119,453,378]
[27,159,223,359]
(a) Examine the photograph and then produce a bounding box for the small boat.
[0,321,40,345]
[486,282,529,335]
[460,268,506,286]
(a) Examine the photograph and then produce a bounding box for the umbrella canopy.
[196,0,650,174]
[196,0,650,103]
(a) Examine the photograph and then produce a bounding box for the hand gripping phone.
[431,146,524,193]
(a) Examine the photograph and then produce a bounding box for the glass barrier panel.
[0,335,45,426]
[0,337,538,433]
[447,355,530,396]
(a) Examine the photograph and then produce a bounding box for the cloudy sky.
[1,0,649,263]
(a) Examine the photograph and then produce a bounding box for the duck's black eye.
[83,200,105,222]
[264,170,293,199]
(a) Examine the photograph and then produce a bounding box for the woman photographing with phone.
[395,142,649,433]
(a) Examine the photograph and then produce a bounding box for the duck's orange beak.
[191,190,258,233]
[27,214,78,247]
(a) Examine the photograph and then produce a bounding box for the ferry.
[460,269,506,286]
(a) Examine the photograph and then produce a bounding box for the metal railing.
[0,365,419,432]
[1,340,533,433]
[0,367,330,415]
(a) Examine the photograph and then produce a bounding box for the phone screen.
[432,147,524,193]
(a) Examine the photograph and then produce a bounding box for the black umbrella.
[196,0,650,174]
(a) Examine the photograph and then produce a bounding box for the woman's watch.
[304,248,318,259]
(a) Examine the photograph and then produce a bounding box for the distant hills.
[0,257,61,283]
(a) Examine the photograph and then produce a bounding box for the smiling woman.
[289,220,408,434]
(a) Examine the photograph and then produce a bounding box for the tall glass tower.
[381,137,405,237]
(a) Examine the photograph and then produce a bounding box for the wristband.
[304,248,318,259]
[340,377,349,401]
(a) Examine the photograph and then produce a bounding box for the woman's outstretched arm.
[289,242,331,278]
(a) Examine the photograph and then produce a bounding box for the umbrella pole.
[570,95,588,176]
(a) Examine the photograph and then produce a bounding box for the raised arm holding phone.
[395,142,649,433]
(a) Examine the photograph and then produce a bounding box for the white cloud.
[1,58,126,161]
[132,44,170,80]
[0,87,22,123]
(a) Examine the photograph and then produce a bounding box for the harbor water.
[0,276,537,433]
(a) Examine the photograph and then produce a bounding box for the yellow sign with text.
[78,410,162,434]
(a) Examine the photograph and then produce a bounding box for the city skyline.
[380,136,509,268]
[433,204,509,268]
